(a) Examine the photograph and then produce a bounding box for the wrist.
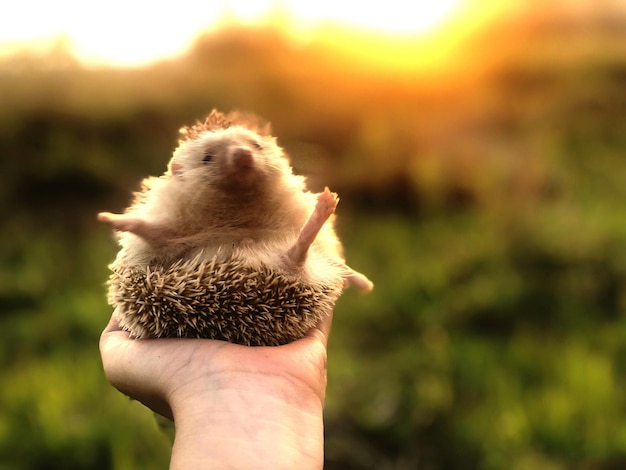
[169,369,324,469]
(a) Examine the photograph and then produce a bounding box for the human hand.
[99,308,332,469]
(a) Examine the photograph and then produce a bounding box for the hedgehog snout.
[220,145,262,191]
[232,147,254,169]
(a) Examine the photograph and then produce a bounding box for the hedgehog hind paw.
[343,269,374,292]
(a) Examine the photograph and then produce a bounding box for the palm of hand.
[99,308,331,420]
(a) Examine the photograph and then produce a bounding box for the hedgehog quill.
[99,110,373,346]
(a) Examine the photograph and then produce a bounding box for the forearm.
[169,372,324,469]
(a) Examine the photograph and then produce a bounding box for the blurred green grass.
[2,14,626,470]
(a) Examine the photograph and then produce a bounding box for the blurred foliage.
[2,8,626,469]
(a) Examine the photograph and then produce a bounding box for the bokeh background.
[2,1,626,468]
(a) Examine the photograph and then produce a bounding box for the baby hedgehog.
[99,110,373,346]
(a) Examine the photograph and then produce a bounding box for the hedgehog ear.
[260,122,272,136]
[170,161,183,177]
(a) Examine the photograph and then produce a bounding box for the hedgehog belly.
[107,255,343,346]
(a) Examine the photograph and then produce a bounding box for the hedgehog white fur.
[99,110,372,346]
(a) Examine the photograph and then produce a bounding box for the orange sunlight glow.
[0,0,501,68]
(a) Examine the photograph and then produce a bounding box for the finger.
[99,314,175,419]
[305,309,334,348]
[102,308,123,334]
[317,310,334,343]
[99,308,129,357]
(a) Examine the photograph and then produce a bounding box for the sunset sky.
[0,0,512,68]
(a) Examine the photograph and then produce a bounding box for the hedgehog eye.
[251,141,263,151]
[202,153,215,163]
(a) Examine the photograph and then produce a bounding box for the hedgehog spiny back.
[109,253,343,346]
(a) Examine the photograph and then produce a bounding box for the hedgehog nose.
[233,147,254,168]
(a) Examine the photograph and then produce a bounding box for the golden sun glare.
[287,1,464,37]
[0,0,476,67]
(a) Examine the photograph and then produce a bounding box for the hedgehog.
[99,109,373,346]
